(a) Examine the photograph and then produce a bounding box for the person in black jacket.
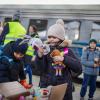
[35,19,82,100]
[0,39,32,89]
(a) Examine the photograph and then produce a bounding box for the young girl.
[35,19,82,100]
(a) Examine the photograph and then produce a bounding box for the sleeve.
[0,56,11,66]
[63,49,82,74]
[35,53,48,73]
[0,23,9,44]
[81,50,94,67]
[19,62,26,80]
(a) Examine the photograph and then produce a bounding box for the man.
[80,39,100,100]
[0,11,26,45]
[0,11,34,85]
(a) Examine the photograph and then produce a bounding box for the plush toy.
[50,48,68,76]
[21,35,50,55]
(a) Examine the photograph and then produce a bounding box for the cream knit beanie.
[47,19,65,41]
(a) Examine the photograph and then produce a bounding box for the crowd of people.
[0,13,99,100]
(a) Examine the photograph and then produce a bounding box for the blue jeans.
[24,65,32,84]
[80,73,97,98]
[0,45,4,55]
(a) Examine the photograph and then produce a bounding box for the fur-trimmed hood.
[59,39,72,47]
[83,46,100,51]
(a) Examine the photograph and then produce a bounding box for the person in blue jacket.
[0,39,32,89]
[35,19,82,100]
[80,39,100,100]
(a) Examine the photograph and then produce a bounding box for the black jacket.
[35,45,82,100]
[0,41,26,83]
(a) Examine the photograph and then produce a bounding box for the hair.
[89,39,97,44]
[28,25,37,33]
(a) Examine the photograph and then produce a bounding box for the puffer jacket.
[81,47,100,76]
[0,41,26,83]
[35,41,82,100]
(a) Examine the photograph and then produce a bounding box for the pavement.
[28,75,100,100]
[73,83,100,100]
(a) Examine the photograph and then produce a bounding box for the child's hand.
[53,56,64,62]
[37,47,44,58]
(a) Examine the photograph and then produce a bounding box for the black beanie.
[13,39,28,55]
[89,39,97,44]
[13,11,20,21]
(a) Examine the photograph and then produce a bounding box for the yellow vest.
[4,22,26,44]
[26,46,34,56]
[4,22,34,56]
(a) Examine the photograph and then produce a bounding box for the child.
[35,19,82,100]
[0,39,32,89]
[80,39,100,100]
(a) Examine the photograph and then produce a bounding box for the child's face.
[47,36,61,46]
[14,52,24,60]
[89,42,96,49]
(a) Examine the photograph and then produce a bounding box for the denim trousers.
[80,73,97,98]
[24,64,32,84]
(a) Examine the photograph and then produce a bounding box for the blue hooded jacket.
[81,47,100,76]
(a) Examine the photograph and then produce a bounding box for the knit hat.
[56,19,64,27]
[13,11,20,21]
[13,39,28,54]
[47,19,65,41]
[89,39,97,44]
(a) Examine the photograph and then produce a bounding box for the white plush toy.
[22,35,50,55]
[29,38,43,49]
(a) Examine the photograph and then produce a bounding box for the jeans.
[0,45,4,55]
[80,73,97,98]
[24,64,32,84]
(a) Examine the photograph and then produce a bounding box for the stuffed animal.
[22,35,50,55]
[50,48,68,76]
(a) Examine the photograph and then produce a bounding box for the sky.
[0,0,100,4]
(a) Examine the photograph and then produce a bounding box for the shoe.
[80,97,84,100]
[88,98,93,100]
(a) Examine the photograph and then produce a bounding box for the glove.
[20,80,32,89]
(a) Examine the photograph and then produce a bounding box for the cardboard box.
[0,81,30,100]
[49,83,67,100]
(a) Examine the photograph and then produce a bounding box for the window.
[91,22,100,42]
[28,19,48,31]
[64,20,80,41]
[28,19,48,40]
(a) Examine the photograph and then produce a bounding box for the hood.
[59,39,72,47]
